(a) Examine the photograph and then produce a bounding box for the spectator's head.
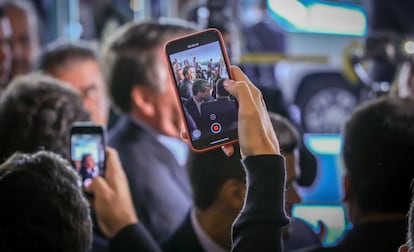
[0,151,92,252]
[343,97,414,223]
[39,40,109,125]
[175,68,184,82]
[215,78,230,97]
[192,78,211,102]
[81,153,94,169]
[189,147,245,211]
[0,72,89,162]
[187,146,245,249]
[3,0,40,77]
[268,112,301,216]
[104,19,196,137]
[183,65,195,81]
[0,5,12,93]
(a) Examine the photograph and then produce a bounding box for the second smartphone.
[165,28,239,152]
[70,122,106,188]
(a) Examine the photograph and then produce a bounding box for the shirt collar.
[192,96,204,114]
[190,209,228,252]
[131,117,189,167]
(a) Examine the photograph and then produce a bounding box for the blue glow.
[304,133,342,155]
[267,0,367,36]
[296,133,347,245]
[293,204,348,246]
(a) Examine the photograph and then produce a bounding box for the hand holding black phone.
[70,122,106,188]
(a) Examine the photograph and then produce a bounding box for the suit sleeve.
[109,223,162,252]
[231,155,289,252]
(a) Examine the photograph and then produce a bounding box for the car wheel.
[295,73,359,133]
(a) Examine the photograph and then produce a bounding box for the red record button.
[211,122,222,134]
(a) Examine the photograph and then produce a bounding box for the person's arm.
[223,66,289,252]
[86,148,162,252]
[232,155,288,252]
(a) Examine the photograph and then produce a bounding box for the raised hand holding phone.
[223,66,280,157]
[86,147,138,238]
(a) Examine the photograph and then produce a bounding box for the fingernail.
[223,79,235,86]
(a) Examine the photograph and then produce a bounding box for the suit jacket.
[107,116,192,241]
[200,97,238,137]
[284,218,320,252]
[305,219,406,252]
[161,212,205,252]
[79,166,94,181]
[179,79,192,99]
[108,155,288,252]
[184,98,204,132]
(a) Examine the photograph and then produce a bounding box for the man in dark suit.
[200,78,238,137]
[161,146,245,252]
[104,20,197,242]
[184,78,212,135]
[178,65,195,99]
[305,97,414,251]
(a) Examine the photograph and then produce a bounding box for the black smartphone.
[165,28,239,152]
[70,122,106,188]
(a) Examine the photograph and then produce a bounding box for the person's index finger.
[230,65,250,82]
[104,147,128,193]
[224,80,257,113]
[86,176,112,196]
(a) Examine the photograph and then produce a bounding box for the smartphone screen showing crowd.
[70,122,106,188]
[165,28,238,152]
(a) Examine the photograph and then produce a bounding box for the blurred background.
[29,0,407,246]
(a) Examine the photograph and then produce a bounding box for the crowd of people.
[172,54,238,141]
[2,1,414,252]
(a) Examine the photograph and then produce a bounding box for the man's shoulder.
[107,117,171,169]
[161,213,204,252]
[107,117,153,146]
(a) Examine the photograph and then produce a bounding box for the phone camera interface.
[169,41,238,142]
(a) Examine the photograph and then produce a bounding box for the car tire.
[295,72,359,133]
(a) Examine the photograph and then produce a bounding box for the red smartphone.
[165,28,238,152]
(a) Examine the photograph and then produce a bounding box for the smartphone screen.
[165,28,238,152]
[70,123,105,188]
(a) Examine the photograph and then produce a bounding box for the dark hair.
[192,78,210,95]
[188,146,245,210]
[39,40,98,73]
[0,151,92,252]
[215,78,229,97]
[343,96,414,214]
[103,19,196,113]
[183,65,193,79]
[0,72,89,162]
[80,153,92,166]
[268,112,300,154]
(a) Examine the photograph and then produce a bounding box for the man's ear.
[220,179,246,211]
[398,244,411,252]
[131,86,155,117]
[343,173,352,202]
